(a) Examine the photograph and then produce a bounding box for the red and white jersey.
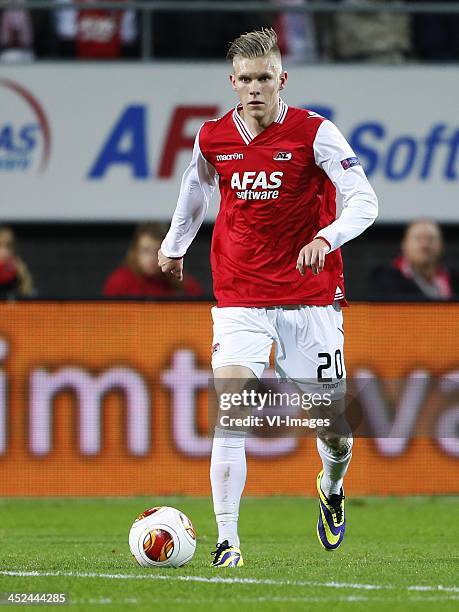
[161,100,378,307]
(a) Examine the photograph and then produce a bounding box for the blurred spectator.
[0,0,35,62]
[0,226,34,298]
[54,0,137,59]
[330,0,411,62]
[274,0,318,63]
[410,0,459,62]
[103,222,203,298]
[369,220,459,300]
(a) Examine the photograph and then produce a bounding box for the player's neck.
[240,99,280,136]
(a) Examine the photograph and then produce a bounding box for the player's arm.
[159,127,217,281]
[297,120,378,275]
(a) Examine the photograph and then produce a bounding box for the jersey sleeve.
[313,120,378,252]
[161,127,217,258]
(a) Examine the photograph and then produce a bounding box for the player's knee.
[318,434,353,459]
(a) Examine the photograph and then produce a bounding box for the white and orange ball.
[129,506,196,568]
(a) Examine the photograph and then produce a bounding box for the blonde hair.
[226,27,281,62]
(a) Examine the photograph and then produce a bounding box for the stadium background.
[1,1,458,498]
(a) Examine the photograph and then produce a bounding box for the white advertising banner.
[1,64,458,221]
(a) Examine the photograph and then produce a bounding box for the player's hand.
[296,238,330,276]
[158,249,184,281]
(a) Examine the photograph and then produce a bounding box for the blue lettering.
[0,124,39,154]
[0,125,14,153]
[88,105,148,179]
[19,124,39,153]
[385,137,417,180]
[420,124,446,180]
[298,108,458,182]
[445,129,459,180]
[349,122,384,177]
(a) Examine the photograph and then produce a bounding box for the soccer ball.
[129,506,196,568]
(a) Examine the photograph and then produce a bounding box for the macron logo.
[273,151,292,161]
[216,153,244,161]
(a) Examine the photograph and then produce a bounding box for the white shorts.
[211,303,346,395]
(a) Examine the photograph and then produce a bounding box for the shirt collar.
[232,98,288,145]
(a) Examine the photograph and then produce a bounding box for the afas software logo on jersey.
[231,171,283,200]
[0,79,51,173]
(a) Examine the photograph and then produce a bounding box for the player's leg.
[308,303,352,501]
[273,303,351,549]
[210,364,256,567]
[316,427,353,497]
[209,307,272,566]
[211,365,254,549]
[314,389,352,549]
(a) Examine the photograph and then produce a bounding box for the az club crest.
[273,151,292,161]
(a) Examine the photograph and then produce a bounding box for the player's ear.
[229,74,237,90]
[279,71,288,91]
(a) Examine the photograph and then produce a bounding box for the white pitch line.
[74,596,374,606]
[0,570,458,594]
[68,595,459,607]
[73,596,459,608]
[66,595,459,607]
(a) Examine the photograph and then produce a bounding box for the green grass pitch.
[0,496,458,611]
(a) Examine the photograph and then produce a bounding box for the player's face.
[136,234,161,276]
[230,54,287,122]
[402,222,443,267]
